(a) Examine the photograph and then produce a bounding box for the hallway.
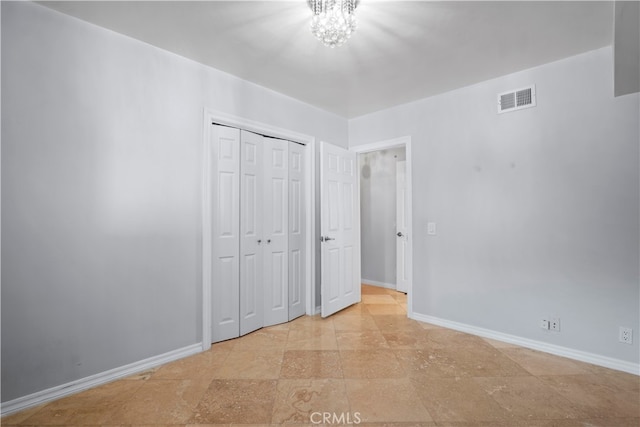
[3,285,638,426]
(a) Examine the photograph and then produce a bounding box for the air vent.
[498,85,536,114]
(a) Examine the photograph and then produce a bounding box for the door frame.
[201,109,317,350]
[351,136,413,316]
[396,159,408,293]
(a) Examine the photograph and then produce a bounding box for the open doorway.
[359,147,406,289]
[352,137,413,316]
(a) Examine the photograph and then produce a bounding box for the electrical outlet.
[540,319,550,330]
[550,317,560,332]
[619,327,633,345]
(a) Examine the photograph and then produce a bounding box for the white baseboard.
[1,343,203,416]
[410,312,640,376]
[362,279,396,290]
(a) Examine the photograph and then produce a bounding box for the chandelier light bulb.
[308,0,358,48]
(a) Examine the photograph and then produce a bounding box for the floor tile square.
[336,329,390,350]
[440,345,532,377]
[345,378,433,423]
[332,314,379,331]
[106,378,211,425]
[281,350,343,379]
[382,330,431,349]
[373,315,424,332]
[286,329,338,350]
[473,376,588,420]
[190,379,277,424]
[539,374,640,418]
[410,377,515,423]
[213,350,283,379]
[340,349,405,379]
[271,379,349,424]
[394,349,468,378]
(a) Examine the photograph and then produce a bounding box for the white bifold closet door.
[210,125,241,343]
[210,124,305,343]
[240,130,264,336]
[288,142,306,321]
[262,137,289,327]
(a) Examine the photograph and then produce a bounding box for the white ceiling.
[40,1,614,118]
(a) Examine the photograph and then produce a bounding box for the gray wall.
[350,47,640,364]
[359,148,406,286]
[1,1,347,402]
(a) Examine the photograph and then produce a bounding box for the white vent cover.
[497,85,536,114]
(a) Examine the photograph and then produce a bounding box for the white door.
[288,142,306,320]
[239,130,263,335]
[211,125,241,342]
[263,137,289,327]
[320,142,361,317]
[396,160,408,293]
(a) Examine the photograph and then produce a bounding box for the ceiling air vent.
[497,85,536,114]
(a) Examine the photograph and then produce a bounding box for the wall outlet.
[550,317,560,332]
[540,319,550,330]
[619,327,633,345]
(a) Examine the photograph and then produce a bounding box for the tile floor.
[2,284,639,426]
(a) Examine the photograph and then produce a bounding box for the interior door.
[396,160,408,293]
[320,141,360,317]
[288,141,306,320]
[211,124,241,342]
[239,130,264,335]
[263,137,289,327]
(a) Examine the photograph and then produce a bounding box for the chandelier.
[308,0,359,48]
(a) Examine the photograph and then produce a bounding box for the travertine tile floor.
[3,284,639,426]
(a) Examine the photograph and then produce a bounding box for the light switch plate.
[427,222,437,235]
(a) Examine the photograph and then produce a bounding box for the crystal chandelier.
[308,0,359,48]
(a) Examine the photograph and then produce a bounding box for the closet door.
[288,142,306,320]
[239,130,264,335]
[211,125,241,342]
[263,137,289,327]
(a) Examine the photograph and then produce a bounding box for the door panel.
[263,137,289,327]
[269,251,286,311]
[344,246,355,295]
[342,181,354,230]
[328,181,340,230]
[321,142,360,317]
[328,247,340,301]
[240,130,263,335]
[211,125,240,342]
[288,142,306,320]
